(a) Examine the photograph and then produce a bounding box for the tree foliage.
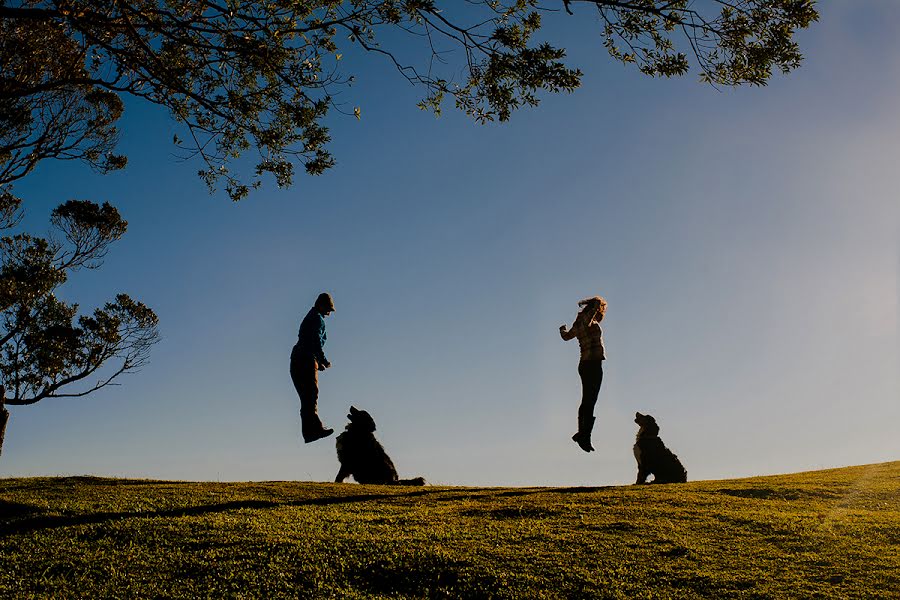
[0,195,159,410]
[0,1,818,200]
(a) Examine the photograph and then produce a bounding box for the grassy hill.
[0,462,897,598]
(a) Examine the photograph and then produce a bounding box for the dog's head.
[634,412,660,436]
[346,406,377,433]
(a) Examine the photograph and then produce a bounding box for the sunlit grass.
[0,462,897,598]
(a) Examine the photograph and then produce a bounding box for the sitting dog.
[335,406,425,486]
[633,412,687,484]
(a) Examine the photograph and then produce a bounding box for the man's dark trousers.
[290,348,326,440]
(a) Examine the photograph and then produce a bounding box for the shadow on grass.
[0,500,45,520]
[717,488,802,501]
[459,506,561,520]
[349,552,503,599]
[553,486,618,494]
[0,490,443,538]
[490,490,539,498]
[0,499,279,537]
[717,485,850,502]
[0,483,620,538]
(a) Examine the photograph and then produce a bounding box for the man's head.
[315,292,335,315]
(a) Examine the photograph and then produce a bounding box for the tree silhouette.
[1,1,818,201]
[0,1,818,457]
[0,195,159,457]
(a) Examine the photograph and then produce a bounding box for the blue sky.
[2,3,897,486]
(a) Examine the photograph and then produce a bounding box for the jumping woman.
[559,296,607,453]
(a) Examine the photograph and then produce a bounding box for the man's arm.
[316,316,329,366]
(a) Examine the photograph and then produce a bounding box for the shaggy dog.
[633,412,687,484]
[335,406,425,486]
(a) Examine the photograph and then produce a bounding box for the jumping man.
[290,292,335,443]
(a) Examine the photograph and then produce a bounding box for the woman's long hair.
[577,296,607,322]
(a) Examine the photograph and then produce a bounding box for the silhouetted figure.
[633,412,687,484]
[335,406,425,486]
[0,385,8,458]
[560,296,607,452]
[290,292,335,443]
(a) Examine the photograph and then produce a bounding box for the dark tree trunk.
[0,404,8,457]
[0,385,7,457]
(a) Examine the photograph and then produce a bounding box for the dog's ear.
[635,412,643,419]
[349,406,358,414]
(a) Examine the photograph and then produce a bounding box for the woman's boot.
[572,416,595,452]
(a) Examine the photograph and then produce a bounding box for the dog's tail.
[398,477,426,486]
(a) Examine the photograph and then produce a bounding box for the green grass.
[0,462,897,598]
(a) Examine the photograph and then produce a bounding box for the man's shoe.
[304,428,334,443]
[572,432,594,453]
